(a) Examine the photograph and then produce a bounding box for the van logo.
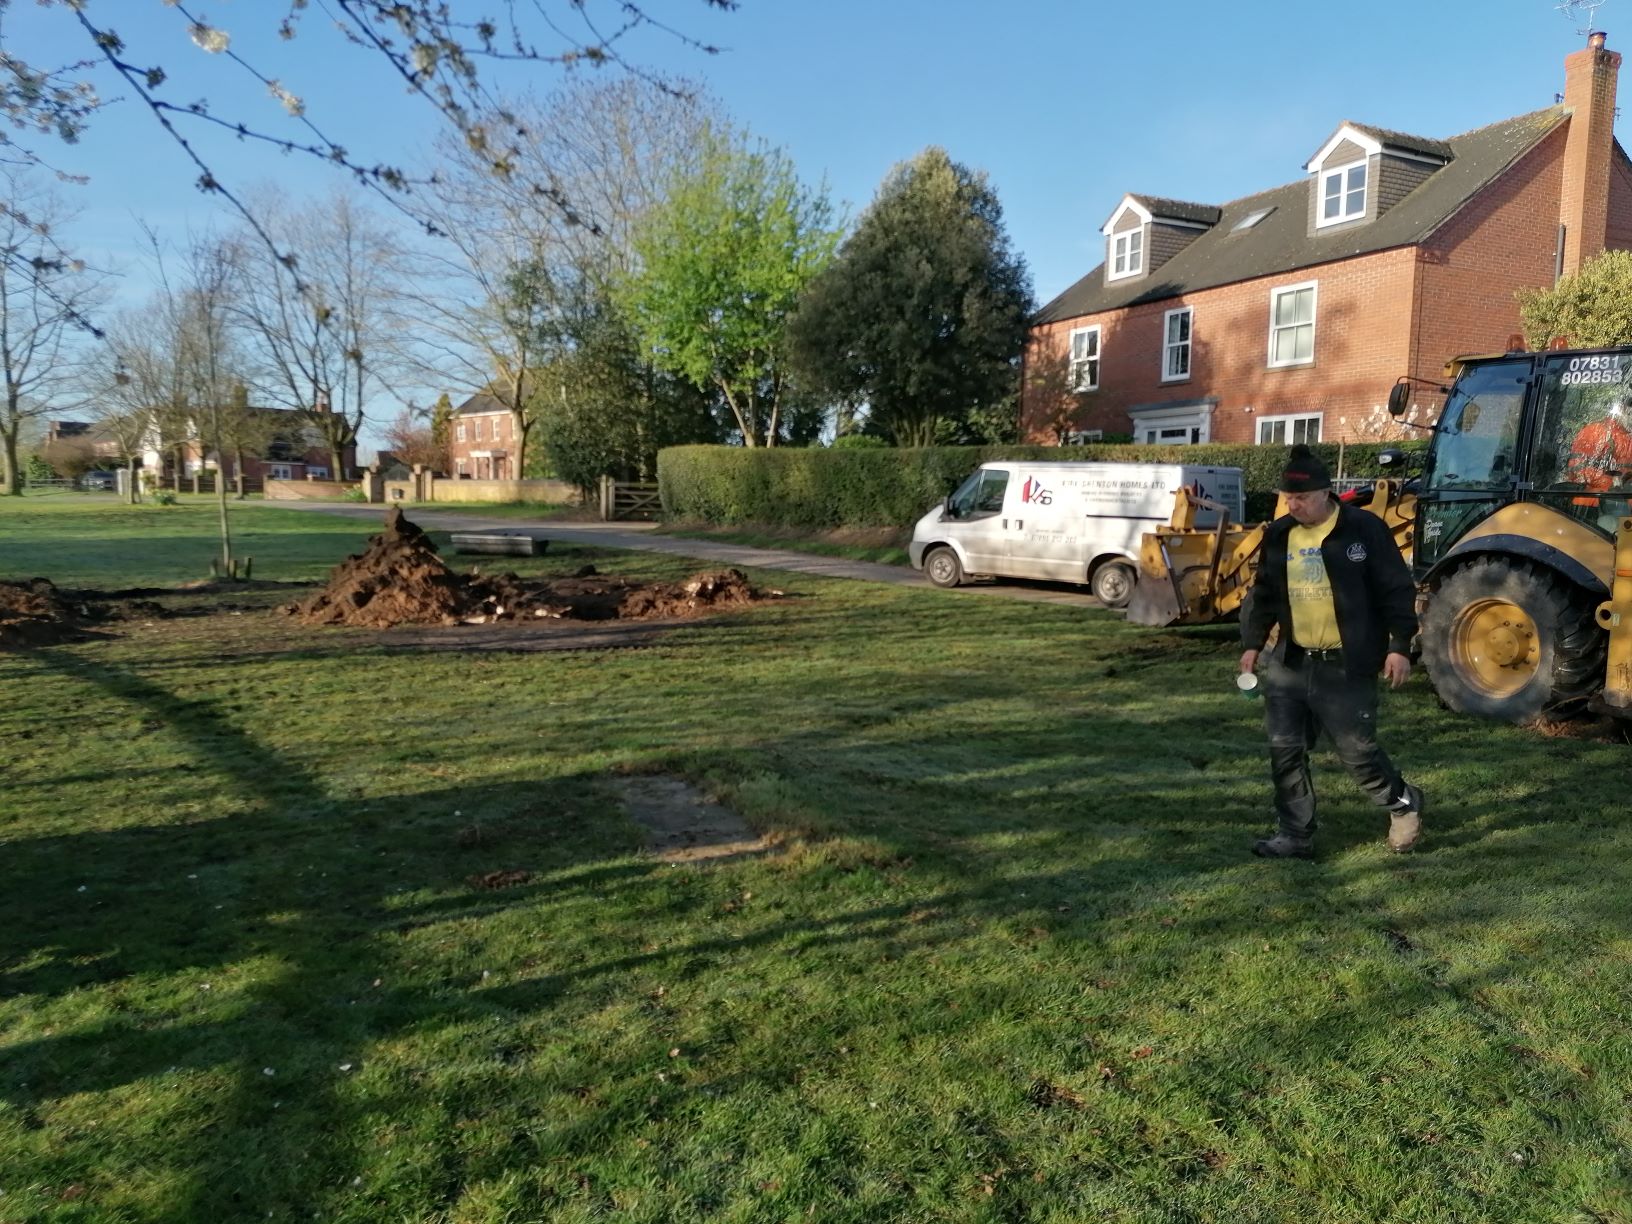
[1347,543,1367,563]
[1021,477,1053,506]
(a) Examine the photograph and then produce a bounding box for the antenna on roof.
[1557,0,1608,36]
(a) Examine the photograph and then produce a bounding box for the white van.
[908,461,1245,607]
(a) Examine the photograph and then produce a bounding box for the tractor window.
[1533,354,1632,495]
[1425,364,1527,492]
[947,469,1009,519]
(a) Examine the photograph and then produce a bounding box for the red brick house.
[1023,33,1632,447]
[447,392,519,480]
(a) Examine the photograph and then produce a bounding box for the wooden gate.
[598,476,662,521]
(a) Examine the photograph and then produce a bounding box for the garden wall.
[264,478,360,501]
[431,477,577,504]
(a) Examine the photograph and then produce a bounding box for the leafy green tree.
[534,280,718,490]
[788,147,1033,447]
[621,130,840,447]
[1518,249,1632,349]
[429,393,456,474]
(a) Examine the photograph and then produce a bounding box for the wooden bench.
[449,532,547,557]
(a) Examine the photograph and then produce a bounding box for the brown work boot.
[1252,831,1314,859]
[1387,783,1424,853]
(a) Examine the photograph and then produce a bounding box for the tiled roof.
[1347,121,1454,162]
[1036,106,1569,325]
[1131,195,1223,225]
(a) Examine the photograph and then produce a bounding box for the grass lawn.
[3,500,1632,1223]
[656,521,911,567]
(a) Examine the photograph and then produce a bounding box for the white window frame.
[1316,159,1367,227]
[267,463,293,480]
[1130,402,1212,446]
[1068,325,1101,392]
[1161,307,1193,383]
[456,422,466,442]
[1108,229,1144,281]
[308,465,330,479]
[1268,281,1318,369]
[1255,412,1323,445]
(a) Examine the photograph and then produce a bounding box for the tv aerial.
[1558,0,1609,35]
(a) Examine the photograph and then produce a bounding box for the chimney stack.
[1559,31,1621,276]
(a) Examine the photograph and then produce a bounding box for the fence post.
[191,472,200,495]
[600,474,613,520]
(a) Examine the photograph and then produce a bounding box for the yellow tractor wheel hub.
[1451,598,1540,696]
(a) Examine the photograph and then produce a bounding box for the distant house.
[372,449,414,481]
[1023,32,1632,446]
[45,419,121,460]
[447,392,520,480]
[142,399,357,484]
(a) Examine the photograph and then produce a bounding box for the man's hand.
[1240,649,1259,675]
[1383,652,1411,689]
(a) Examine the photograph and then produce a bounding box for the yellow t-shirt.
[1286,508,1341,650]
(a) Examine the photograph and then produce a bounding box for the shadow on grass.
[3,638,1630,1218]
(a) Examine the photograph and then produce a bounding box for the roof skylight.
[1232,206,1275,232]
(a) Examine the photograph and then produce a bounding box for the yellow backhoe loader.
[1128,344,1632,723]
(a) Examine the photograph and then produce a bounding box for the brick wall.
[1411,126,1567,385]
[1023,246,1418,445]
[449,409,519,479]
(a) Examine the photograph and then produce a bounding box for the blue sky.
[9,0,1621,445]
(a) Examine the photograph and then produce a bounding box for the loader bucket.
[1126,574,1183,627]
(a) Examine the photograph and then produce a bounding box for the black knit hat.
[1280,444,1332,493]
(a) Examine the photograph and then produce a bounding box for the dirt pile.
[0,578,88,648]
[284,506,471,628]
[285,508,773,631]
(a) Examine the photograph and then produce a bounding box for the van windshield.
[948,469,1009,518]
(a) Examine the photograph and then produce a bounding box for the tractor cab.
[1386,345,1632,720]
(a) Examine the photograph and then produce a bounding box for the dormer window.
[1111,230,1143,278]
[1319,161,1367,226]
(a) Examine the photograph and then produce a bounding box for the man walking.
[1240,445,1424,858]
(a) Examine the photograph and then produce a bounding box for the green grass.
[657,521,911,566]
[3,501,1632,1222]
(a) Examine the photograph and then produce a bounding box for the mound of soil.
[0,578,89,648]
[284,506,471,628]
[284,508,773,631]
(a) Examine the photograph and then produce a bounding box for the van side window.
[949,470,1009,518]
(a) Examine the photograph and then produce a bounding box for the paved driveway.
[253,501,1108,611]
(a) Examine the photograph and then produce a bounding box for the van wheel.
[925,547,963,588]
[1091,562,1137,609]
[1420,558,1604,723]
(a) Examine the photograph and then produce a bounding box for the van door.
[1005,469,1087,580]
[945,466,1012,574]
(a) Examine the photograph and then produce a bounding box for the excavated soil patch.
[613,775,776,865]
[0,578,91,648]
[284,506,776,632]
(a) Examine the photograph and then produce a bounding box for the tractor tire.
[924,546,964,589]
[1419,557,1605,723]
[1091,561,1137,609]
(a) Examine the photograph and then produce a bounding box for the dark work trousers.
[1263,647,1404,838]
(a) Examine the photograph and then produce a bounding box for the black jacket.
[1241,502,1417,680]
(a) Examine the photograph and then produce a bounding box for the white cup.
[1236,672,1260,699]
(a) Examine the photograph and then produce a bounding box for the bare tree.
[396,77,720,477]
[381,406,447,472]
[232,191,403,479]
[0,172,105,494]
[2,3,733,323]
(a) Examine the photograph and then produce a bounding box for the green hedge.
[657,441,1427,529]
